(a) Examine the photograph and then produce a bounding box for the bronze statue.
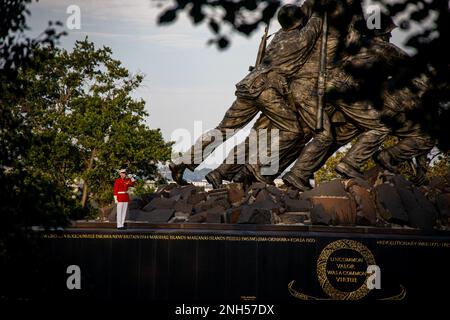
[170,0,323,186]
[283,5,434,190]
[170,0,434,191]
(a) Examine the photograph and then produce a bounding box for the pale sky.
[27,0,415,168]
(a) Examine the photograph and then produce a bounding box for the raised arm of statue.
[300,0,316,19]
[300,0,335,18]
[264,15,323,75]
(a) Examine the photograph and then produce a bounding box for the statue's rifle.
[249,24,270,71]
[316,12,328,131]
[409,159,417,176]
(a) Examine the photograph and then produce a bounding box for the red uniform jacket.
[113,178,135,202]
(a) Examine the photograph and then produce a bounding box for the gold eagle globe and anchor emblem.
[288,239,406,300]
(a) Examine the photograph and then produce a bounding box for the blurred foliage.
[1,0,68,301]
[158,0,281,48]
[1,1,172,300]
[1,1,68,229]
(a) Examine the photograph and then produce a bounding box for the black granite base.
[15,222,446,306]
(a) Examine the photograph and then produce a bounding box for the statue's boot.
[246,164,274,185]
[169,162,189,185]
[373,150,399,174]
[335,161,365,179]
[205,170,223,189]
[282,172,312,191]
[232,167,254,189]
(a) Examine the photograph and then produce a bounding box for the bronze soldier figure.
[204,113,312,188]
[278,0,389,190]
[205,1,351,188]
[283,3,434,189]
[217,6,433,189]
[170,0,324,186]
[171,1,433,189]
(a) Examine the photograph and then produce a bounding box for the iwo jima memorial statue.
[42,0,450,303]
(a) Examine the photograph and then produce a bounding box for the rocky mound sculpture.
[104,171,450,231]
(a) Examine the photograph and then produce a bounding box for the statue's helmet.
[277,4,305,30]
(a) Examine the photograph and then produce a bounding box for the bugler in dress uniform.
[114,169,135,229]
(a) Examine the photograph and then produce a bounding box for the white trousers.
[116,202,128,228]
